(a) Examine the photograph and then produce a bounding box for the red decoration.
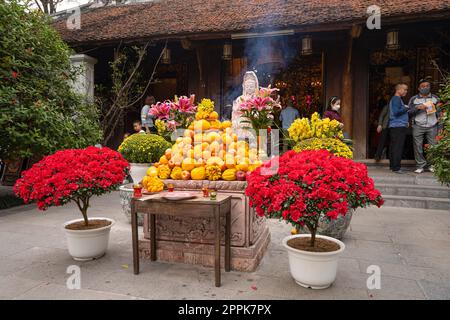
[245,150,384,226]
[14,146,129,210]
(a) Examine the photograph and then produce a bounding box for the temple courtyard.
[0,189,449,300]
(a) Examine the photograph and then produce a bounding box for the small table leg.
[150,213,156,261]
[131,199,139,275]
[214,208,221,287]
[225,210,231,272]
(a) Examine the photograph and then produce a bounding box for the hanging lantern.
[222,43,232,60]
[386,30,400,50]
[162,47,171,64]
[301,36,312,55]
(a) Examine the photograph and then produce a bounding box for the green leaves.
[117,133,171,163]
[0,1,102,160]
[427,79,450,186]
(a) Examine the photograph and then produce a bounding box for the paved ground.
[0,192,449,300]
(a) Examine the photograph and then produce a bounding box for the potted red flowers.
[245,150,383,289]
[14,146,129,261]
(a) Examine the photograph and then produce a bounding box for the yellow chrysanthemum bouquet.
[288,112,352,158]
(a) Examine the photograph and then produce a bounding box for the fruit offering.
[148,99,265,181]
[141,176,165,193]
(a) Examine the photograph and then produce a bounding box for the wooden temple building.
[53,0,450,159]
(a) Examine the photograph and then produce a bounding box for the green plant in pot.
[118,133,171,184]
[245,150,384,289]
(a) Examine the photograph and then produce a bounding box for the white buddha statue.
[231,71,259,140]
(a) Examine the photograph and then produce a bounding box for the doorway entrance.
[368,49,417,160]
[368,47,442,160]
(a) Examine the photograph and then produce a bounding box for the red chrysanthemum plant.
[14,147,129,226]
[245,150,384,247]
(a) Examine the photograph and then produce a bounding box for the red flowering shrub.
[245,150,383,246]
[14,146,129,225]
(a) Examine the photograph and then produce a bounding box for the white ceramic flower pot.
[63,217,115,261]
[129,163,150,184]
[282,234,345,289]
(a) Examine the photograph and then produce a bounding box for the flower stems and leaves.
[293,137,353,159]
[288,112,343,143]
[245,150,383,247]
[288,112,352,158]
[238,86,282,132]
[149,95,196,141]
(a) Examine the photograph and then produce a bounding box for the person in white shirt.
[133,120,145,134]
[141,95,155,133]
[279,101,300,130]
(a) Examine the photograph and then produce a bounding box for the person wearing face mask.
[408,79,442,174]
[323,96,344,127]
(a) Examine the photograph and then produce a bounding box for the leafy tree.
[0,0,102,160]
[33,0,62,14]
[428,75,450,186]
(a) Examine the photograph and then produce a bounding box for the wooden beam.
[341,25,362,138]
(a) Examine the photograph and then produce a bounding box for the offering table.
[131,193,232,287]
[139,180,270,272]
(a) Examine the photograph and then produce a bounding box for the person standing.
[323,96,344,125]
[374,104,390,161]
[408,80,441,174]
[141,95,155,133]
[388,83,409,174]
[279,100,300,130]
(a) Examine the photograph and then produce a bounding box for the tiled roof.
[54,0,450,44]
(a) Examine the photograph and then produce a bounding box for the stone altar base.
[139,227,270,272]
[139,179,270,272]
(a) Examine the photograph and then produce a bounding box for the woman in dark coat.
[323,96,344,125]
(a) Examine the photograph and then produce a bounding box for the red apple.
[236,170,246,181]
[181,170,191,180]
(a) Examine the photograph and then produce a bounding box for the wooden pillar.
[196,47,206,98]
[352,39,369,159]
[341,25,362,138]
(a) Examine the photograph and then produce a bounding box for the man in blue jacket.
[388,83,409,174]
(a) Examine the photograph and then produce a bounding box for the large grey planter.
[119,183,144,226]
[297,209,354,240]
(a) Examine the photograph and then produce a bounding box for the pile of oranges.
[145,107,264,182]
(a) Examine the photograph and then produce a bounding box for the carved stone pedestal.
[139,180,270,272]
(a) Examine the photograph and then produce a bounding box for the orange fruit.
[201,142,209,151]
[206,156,224,167]
[164,149,172,160]
[159,155,169,164]
[208,111,219,120]
[146,166,158,177]
[184,129,194,138]
[202,150,212,160]
[181,158,196,171]
[222,121,231,129]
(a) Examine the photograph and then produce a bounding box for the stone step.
[370,174,443,187]
[358,159,416,167]
[382,194,450,211]
[376,184,450,199]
